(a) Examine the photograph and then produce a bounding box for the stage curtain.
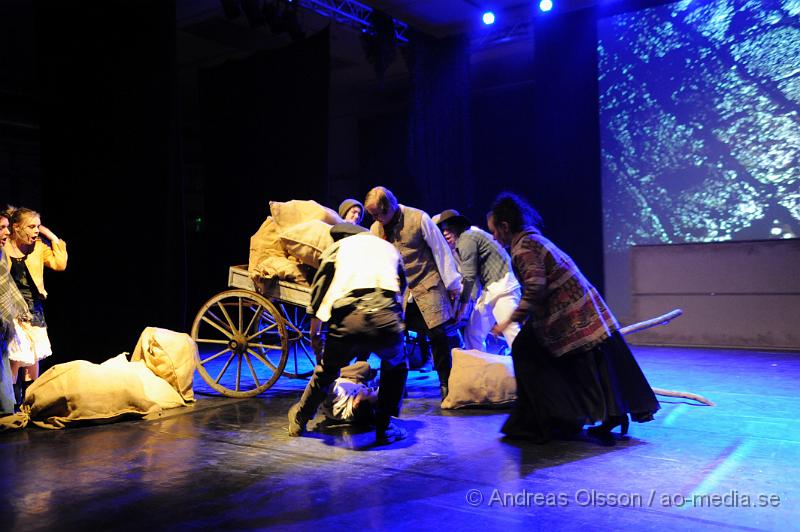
[406,32,473,216]
[36,0,184,363]
[196,27,330,311]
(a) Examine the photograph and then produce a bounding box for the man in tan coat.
[365,186,462,400]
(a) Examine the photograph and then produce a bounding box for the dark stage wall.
[353,15,604,291]
[195,28,330,314]
[407,33,474,216]
[35,0,184,363]
[530,8,604,291]
[0,1,41,207]
[5,5,605,365]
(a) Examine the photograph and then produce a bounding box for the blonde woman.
[4,207,67,391]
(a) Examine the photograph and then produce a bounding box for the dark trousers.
[404,301,461,387]
[294,299,408,429]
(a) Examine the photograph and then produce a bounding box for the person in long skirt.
[488,192,659,443]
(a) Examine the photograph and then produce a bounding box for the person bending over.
[434,209,521,353]
[364,186,462,401]
[488,192,659,444]
[288,223,409,443]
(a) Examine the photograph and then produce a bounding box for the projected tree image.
[598,0,799,251]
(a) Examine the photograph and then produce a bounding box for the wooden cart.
[190,266,317,397]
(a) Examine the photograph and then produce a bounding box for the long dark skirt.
[502,326,660,442]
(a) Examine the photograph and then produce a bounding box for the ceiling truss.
[300,0,410,42]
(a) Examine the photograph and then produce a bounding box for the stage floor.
[2,346,798,531]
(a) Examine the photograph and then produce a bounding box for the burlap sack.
[441,348,517,410]
[269,200,342,230]
[252,255,314,287]
[280,219,334,268]
[5,354,186,430]
[131,327,197,402]
[248,216,284,273]
[104,355,187,409]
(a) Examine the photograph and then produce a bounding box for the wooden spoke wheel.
[274,303,317,379]
[191,289,288,397]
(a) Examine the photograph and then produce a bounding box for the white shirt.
[313,233,403,323]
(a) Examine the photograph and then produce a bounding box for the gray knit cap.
[338,198,365,224]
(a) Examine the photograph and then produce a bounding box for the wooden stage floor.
[1,345,798,531]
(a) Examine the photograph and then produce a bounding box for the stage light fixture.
[482,11,496,25]
[539,0,553,12]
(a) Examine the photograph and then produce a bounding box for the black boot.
[288,366,335,436]
[19,379,32,403]
[12,382,22,410]
[287,403,308,437]
[587,415,630,445]
[376,364,408,419]
[375,363,409,443]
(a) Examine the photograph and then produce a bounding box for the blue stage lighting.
[482,11,495,25]
[539,0,553,12]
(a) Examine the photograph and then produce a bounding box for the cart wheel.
[191,289,288,397]
[276,302,316,379]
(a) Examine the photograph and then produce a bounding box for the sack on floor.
[131,327,198,402]
[0,354,187,430]
[441,348,517,410]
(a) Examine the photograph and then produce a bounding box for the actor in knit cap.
[338,199,365,226]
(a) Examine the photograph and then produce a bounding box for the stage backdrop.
[599,0,800,323]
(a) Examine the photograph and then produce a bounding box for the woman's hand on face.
[38,225,59,243]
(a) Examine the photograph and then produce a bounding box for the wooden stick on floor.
[621,309,716,407]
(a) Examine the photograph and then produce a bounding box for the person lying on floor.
[319,361,379,425]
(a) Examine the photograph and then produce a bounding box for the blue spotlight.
[482,11,495,25]
[539,0,553,12]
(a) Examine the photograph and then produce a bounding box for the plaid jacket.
[509,228,619,357]
[456,227,512,290]
[0,249,29,333]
